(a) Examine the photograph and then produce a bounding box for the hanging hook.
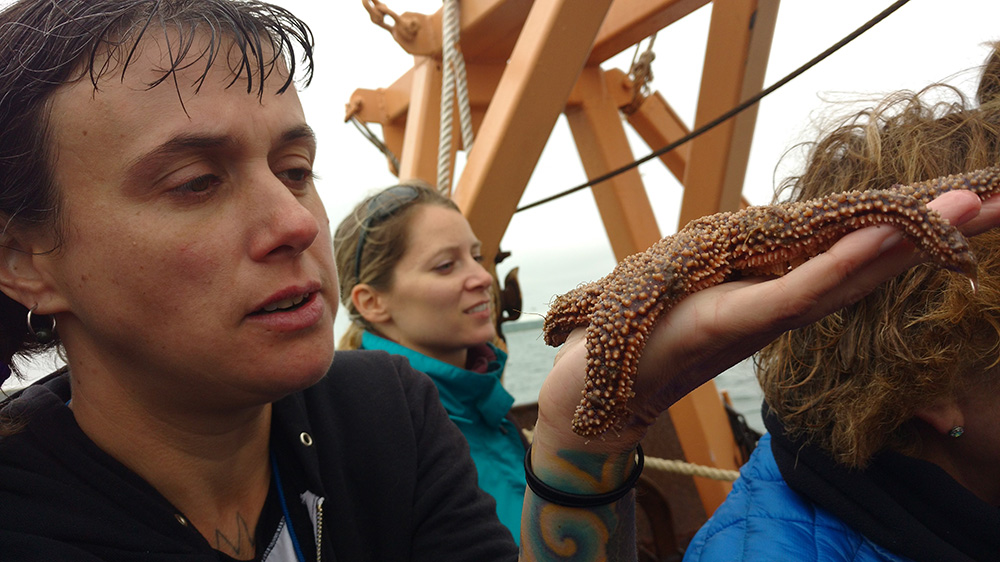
[360,0,421,43]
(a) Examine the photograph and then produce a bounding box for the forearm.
[518,425,639,561]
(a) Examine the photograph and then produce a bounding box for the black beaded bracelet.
[523,443,644,508]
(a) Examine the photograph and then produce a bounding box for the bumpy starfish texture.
[543,167,1000,437]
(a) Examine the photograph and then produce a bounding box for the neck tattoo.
[214,512,256,559]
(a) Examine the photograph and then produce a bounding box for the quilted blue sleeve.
[683,434,881,562]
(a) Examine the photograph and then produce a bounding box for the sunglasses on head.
[354,184,421,281]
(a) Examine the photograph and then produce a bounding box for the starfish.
[543,167,1000,437]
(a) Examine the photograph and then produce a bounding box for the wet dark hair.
[0,0,314,376]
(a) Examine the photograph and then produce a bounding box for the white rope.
[437,0,474,195]
[643,456,740,482]
[451,34,474,152]
[520,427,740,483]
[436,0,457,194]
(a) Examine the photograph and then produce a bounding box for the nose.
[248,177,321,261]
[465,258,494,292]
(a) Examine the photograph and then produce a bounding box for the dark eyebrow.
[123,124,317,184]
[125,134,235,177]
[280,124,317,152]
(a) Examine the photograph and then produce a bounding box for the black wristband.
[523,443,644,508]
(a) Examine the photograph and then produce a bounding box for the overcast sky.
[5,0,1000,385]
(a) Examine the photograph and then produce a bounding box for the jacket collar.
[765,404,1000,562]
[361,331,513,428]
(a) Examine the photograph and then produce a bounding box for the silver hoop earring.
[948,426,965,438]
[26,305,56,345]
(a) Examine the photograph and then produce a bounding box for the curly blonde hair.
[757,44,1000,468]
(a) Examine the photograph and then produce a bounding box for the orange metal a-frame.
[346,0,780,517]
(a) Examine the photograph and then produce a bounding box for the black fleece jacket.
[0,350,518,561]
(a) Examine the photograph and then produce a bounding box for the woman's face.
[375,204,496,366]
[30,39,338,410]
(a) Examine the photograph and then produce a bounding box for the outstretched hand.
[534,190,1000,453]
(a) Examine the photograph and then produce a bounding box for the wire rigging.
[514,0,913,214]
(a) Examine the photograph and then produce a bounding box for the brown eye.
[278,168,314,186]
[433,261,455,273]
[173,175,220,195]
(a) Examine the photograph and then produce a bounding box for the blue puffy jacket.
[683,434,912,562]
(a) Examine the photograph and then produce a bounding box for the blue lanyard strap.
[270,449,307,562]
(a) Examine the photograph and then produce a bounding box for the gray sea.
[501,318,765,434]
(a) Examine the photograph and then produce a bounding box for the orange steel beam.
[350,0,710,118]
[565,66,660,260]
[383,0,709,66]
[590,0,710,64]
[350,63,506,122]
[379,0,531,61]
[397,56,443,185]
[599,68,692,182]
[346,70,412,169]
[721,0,779,210]
[452,0,614,262]
[458,0,534,63]
[626,90,691,182]
[677,0,779,225]
[348,61,507,175]
[382,123,406,171]
[348,71,412,125]
[447,63,507,150]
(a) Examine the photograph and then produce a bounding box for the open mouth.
[252,293,312,315]
[467,302,490,314]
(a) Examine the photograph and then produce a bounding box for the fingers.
[956,193,1000,237]
[931,188,985,226]
[756,189,987,329]
[632,189,997,411]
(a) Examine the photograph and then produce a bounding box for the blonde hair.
[333,181,461,350]
[758,44,1000,467]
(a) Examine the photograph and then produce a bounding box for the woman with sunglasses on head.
[334,181,527,542]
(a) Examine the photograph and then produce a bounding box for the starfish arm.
[545,166,1000,437]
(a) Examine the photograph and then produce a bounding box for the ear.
[913,397,964,436]
[0,230,67,315]
[351,283,391,325]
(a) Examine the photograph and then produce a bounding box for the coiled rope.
[437,0,475,195]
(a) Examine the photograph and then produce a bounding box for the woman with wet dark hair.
[0,2,518,559]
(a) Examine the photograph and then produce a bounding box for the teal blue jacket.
[361,332,527,542]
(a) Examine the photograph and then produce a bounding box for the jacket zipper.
[315,498,324,562]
